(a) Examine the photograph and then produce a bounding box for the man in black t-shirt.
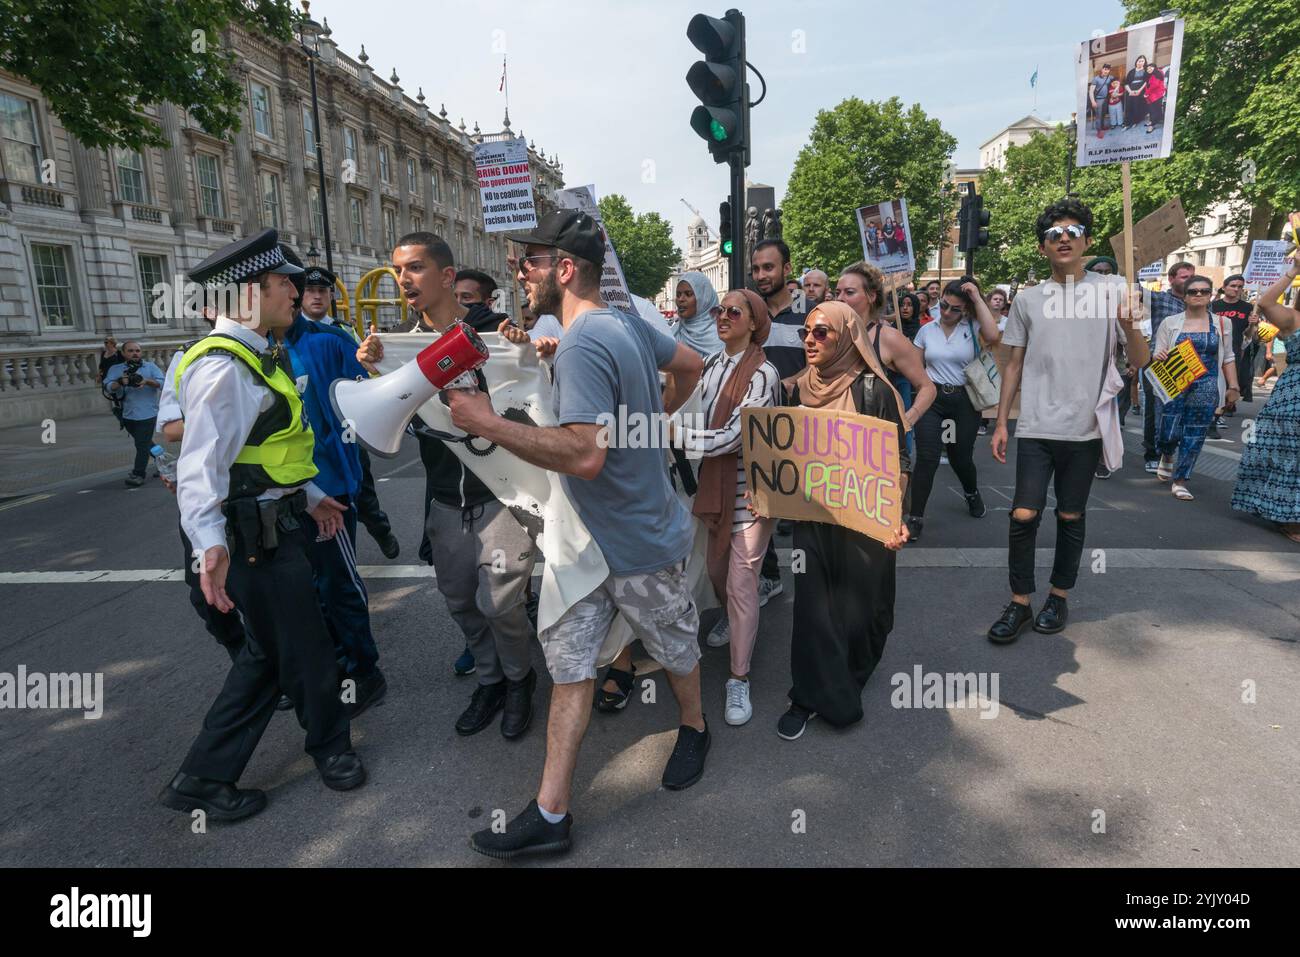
[1212,274,1256,404]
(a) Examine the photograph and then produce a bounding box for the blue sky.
[322,0,1128,247]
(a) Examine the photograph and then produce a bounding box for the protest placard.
[855,198,915,276]
[1075,15,1184,168]
[1138,260,1163,281]
[741,406,903,544]
[1108,197,1189,273]
[473,137,537,233]
[553,184,635,314]
[1143,338,1207,403]
[1243,240,1293,286]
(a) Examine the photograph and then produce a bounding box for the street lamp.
[296,2,334,281]
[307,243,321,264]
[1066,113,1078,197]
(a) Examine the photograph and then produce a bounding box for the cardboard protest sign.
[1143,338,1207,403]
[1138,260,1163,281]
[855,198,915,276]
[1076,15,1184,168]
[473,137,537,233]
[1243,240,1293,286]
[1108,197,1189,272]
[553,184,635,314]
[741,406,903,544]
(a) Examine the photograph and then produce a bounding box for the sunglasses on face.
[1043,224,1088,242]
[717,305,748,320]
[518,253,560,274]
[797,326,832,342]
[940,301,966,314]
[1185,287,1213,296]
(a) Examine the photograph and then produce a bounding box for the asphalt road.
[1,402,1297,867]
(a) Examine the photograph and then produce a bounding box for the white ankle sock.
[537,803,566,824]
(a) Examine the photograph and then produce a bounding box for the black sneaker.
[905,516,923,542]
[1095,464,1112,480]
[965,490,987,518]
[470,800,572,860]
[500,669,536,740]
[455,680,506,735]
[1033,594,1069,634]
[987,601,1033,644]
[1143,460,1159,474]
[661,722,710,790]
[124,472,145,488]
[777,704,816,740]
[376,532,400,559]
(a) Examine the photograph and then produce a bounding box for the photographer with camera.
[102,340,165,487]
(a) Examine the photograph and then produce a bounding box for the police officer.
[300,263,400,559]
[159,229,366,822]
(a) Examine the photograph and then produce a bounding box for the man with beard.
[356,233,539,739]
[444,209,706,859]
[1141,261,1195,468]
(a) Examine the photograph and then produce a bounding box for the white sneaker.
[724,678,752,726]
[758,577,783,607]
[706,615,730,647]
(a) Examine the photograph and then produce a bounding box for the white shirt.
[156,350,184,428]
[677,347,780,533]
[915,319,980,386]
[177,317,323,556]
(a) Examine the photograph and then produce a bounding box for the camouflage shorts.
[540,559,701,684]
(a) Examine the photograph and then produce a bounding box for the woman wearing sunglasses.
[907,278,1003,540]
[1232,257,1300,542]
[660,289,780,726]
[765,301,911,741]
[1151,275,1241,500]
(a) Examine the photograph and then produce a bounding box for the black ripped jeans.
[1008,437,1102,596]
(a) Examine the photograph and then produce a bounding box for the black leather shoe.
[470,800,572,859]
[159,773,266,821]
[501,669,537,740]
[275,693,294,712]
[455,680,506,736]
[987,601,1033,644]
[316,751,366,791]
[1033,594,1069,634]
[342,667,387,719]
[376,532,400,559]
[661,722,710,790]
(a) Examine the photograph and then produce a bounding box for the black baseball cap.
[505,210,605,267]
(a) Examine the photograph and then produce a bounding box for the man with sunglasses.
[987,199,1149,642]
[444,209,706,859]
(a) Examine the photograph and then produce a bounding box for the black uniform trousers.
[179,522,246,661]
[180,521,351,783]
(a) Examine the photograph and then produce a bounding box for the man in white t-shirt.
[987,198,1149,642]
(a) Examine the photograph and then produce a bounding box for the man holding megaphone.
[351,232,540,743]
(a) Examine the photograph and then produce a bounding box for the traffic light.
[958,187,990,254]
[719,200,733,256]
[686,10,749,164]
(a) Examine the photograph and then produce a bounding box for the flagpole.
[1033,62,1039,112]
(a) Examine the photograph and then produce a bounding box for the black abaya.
[787,370,911,727]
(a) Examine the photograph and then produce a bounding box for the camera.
[121,359,143,388]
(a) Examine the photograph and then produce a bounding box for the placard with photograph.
[855,198,914,275]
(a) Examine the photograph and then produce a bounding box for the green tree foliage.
[598,194,681,299]
[973,128,1175,283]
[782,97,958,279]
[0,0,295,150]
[1120,0,1298,240]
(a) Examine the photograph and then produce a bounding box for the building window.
[138,253,168,324]
[31,243,76,328]
[1206,247,1221,267]
[411,214,423,232]
[260,171,280,228]
[383,208,397,250]
[309,185,325,242]
[475,235,483,267]
[115,148,148,204]
[451,179,460,211]
[407,157,417,193]
[250,82,273,138]
[454,227,465,260]
[1216,214,1228,233]
[1195,249,1206,266]
[349,196,365,244]
[302,106,316,156]
[430,167,441,202]
[0,91,43,182]
[343,127,358,167]
[379,144,391,183]
[195,152,225,219]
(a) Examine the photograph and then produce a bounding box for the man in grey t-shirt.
[446,209,706,860]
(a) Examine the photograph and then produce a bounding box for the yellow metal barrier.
[354,266,408,337]
[331,277,352,330]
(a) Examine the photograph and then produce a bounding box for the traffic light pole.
[729,153,746,291]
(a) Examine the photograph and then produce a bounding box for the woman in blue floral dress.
[1233,259,1300,543]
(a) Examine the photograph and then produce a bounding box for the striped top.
[678,348,781,533]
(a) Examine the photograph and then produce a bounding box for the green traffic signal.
[722,239,733,255]
[710,119,726,141]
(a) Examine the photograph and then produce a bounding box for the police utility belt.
[221,490,308,566]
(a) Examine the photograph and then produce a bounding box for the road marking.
[5,549,1300,585]
[0,493,52,512]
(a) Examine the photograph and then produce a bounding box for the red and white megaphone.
[329,321,489,457]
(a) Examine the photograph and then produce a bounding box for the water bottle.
[150,444,177,482]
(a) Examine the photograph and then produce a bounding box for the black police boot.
[159,773,266,821]
[987,601,1034,644]
[316,751,366,791]
[342,667,387,719]
[455,680,507,736]
[1033,594,1069,634]
[500,669,537,740]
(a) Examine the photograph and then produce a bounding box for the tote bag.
[962,319,1001,410]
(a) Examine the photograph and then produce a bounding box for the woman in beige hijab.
[771,300,912,741]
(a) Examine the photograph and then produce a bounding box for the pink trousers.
[707,517,775,677]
